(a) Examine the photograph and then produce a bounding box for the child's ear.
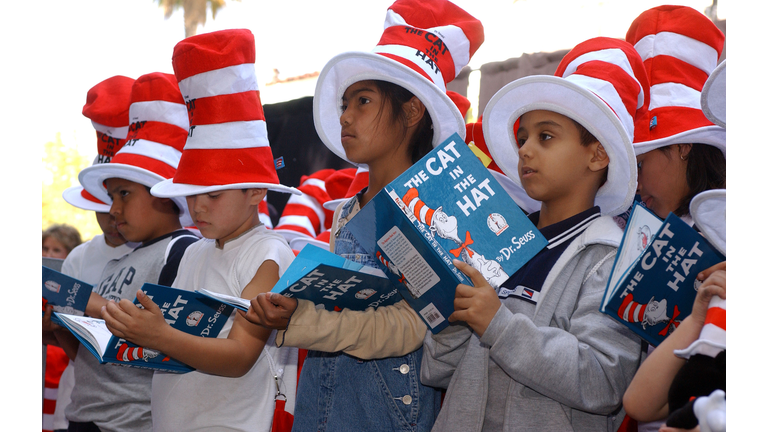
[588,142,610,172]
[247,188,268,205]
[405,96,426,127]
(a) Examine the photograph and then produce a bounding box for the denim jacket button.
[398,364,410,374]
[402,395,412,405]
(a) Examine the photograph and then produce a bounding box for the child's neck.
[361,157,413,207]
[537,196,597,229]
[214,213,261,249]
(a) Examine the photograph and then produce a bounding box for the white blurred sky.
[17,0,725,159]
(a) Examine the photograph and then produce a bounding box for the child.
[246,1,484,430]
[55,71,198,432]
[420,37,650,431]
[625,5,726,221]
[46,75,137,432]
[100,29,300,432]
[42,224,82,259]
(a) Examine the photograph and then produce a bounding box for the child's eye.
[340,104,347,112]
[207,193,221,199]
[637,160,643,171]
[540,133,553,141]
[359,97,370,105]
[517,136,527,147]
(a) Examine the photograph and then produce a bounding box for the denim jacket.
[291,196,441,432]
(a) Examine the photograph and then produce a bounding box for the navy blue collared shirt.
[498,206,601,305]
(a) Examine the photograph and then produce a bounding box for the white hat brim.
[483,76,637,217]
[313,51,466,166]
[289,236,330,252]
[632,126,726,158]
[151,179,301,198]
[701,60,726,129]
[323,198,345,212]
[690,189,726,256]
[62,186,111,213]
[79,163,193,227]
[274,229,314,245]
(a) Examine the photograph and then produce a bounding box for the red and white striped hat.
[618,294,648,324]
[483,37,650,216]
[290,229,332,253]
[625,5,725,156]
[258,199,273,229]
[701,60,726,129]
[323,166,370,211]
[151,29,300,197]
[675,295,726,359]
[79,72,193,227]
[465,120,540,214]
[447,90,471,121]
[314,0,484,165]
[64,76,134,212]
[274,169,335,243]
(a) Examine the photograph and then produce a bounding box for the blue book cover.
[345,133,548,333]
[43,266,92,319]
[55,283,234,373]
[270,244,401,312]
[601,211,725,347]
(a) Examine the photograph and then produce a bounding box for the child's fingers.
[454,283,474,298]
[102,303,129,338]
[453,259,487,287]
[266,292,299,312]
[134,290,162,315]
[697,261,725,281]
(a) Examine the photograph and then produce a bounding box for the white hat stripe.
[117,139,181,168]
[177,63,259,101]
[649,82,702,111]
[634,32,719,74]
[430,24,471,76]
[302,178,327,190]
[562,48,644,109]
[383,9,407,28]
[129,100,189,131]
[372,44,446,91]
[278,215,317,236]
[91,121,130,139]
[632,304,642,322]
[566,74,635,138]
[184,120,270,150]
[418,205,430,223]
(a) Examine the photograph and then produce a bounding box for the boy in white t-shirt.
[101,29,301,432]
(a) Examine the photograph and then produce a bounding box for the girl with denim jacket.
[244,1,484,430]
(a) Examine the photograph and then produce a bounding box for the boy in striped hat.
[421,37,650,431]
[101,29,300,432]
[54,72,199,432]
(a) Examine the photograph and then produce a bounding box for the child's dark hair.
[144,185,181,215]
[372,80,434,163]
[659,144,726,216]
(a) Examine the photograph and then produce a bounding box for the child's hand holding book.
[102,290,170,351]
[449,260,502,338]
[243,292,298,330]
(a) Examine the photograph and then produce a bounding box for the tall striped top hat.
[625,5,726,156]
[483,37,650,216]
[465,120,540,215]
[64,76,135,212]
[322,166,370,211]
[701,60,726,129]
[274,169,335,243]
[151,29,300,197]
[79,72,194,227]
[314,0,484,165]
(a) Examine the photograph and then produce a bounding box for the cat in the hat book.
[601,202,725,347]
[53,283,235,373]
[345,132,547,333]
[43,265,92,324]
[197,244,402,313]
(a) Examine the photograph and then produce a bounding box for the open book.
[601,203,725,346]
[345,132,547,333]
[43,266,92,323]
[55,283,235,373]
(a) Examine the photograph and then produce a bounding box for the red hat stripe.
[187,91,265,126]
[649,82,702,111]
[172,28,256,82]
[110,152,178,180]
[644,56,710,92]
[566,74,635,139]
[128,73,185,104]
[276,224,314,238]
[92,122,130,140]
[560,48,645,109]
[177,63,259,101]
[129,100,189,132]
[80,189,106,206]
[626,6,724,59]
[374,46,445,91]
[116,139,182,170]
[172,147,280,186]
[649,107,716,141]
[82,75,134,129]
[634,32,719,76]
[574,62,642,118]
[183,120,270,150]
[127,121,188,152]
[377,25,458,83]
[280,206,322,231]
[95,133,126,162]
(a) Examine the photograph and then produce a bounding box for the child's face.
[339,80,404,167]
[185,188,266,246]
[42,236,68,259]
[106,177,174,243]
[636,146,690,219]
[516,110,601,205]
[95,212,128,247]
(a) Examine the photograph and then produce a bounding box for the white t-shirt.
[52,235,135,431]
[151,225,298,432]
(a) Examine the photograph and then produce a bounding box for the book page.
[58,314,113,356]
[377,226,440,298]
[197,289,250,311]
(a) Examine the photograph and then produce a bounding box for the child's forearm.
[86,292,108,318]
[53,328,81,360]
[280,299,426,359]
[622,315,705,421]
